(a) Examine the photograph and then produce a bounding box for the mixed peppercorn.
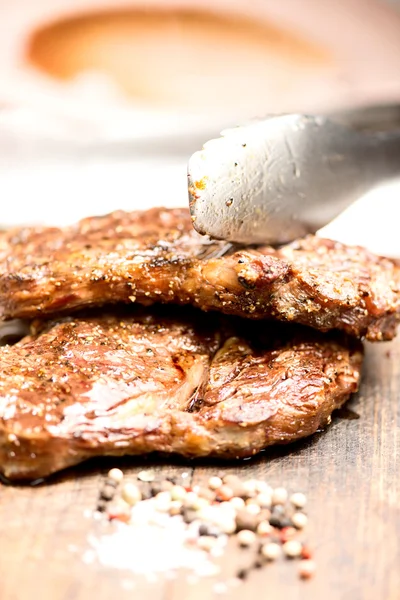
[95,468,316,584]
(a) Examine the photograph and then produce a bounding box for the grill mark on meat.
[0,208,399,340]
[0,307,362,481]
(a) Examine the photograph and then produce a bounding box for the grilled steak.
[1,208,399,340]
[0,307,362,481]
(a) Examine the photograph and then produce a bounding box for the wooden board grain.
[0,337,399,600]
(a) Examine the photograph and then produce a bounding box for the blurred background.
[0,0,400,255]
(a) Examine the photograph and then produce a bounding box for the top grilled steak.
[1,208,399,340]
[0,307,362,480]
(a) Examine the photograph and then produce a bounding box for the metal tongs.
[188,106,400,245]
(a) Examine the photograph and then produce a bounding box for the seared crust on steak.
[1,208,399,340]
[0,308,362,480]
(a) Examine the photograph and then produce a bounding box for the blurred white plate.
[1,0,400,144]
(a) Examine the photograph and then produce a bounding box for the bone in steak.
[0,208,399,340]
[0,307,362,481]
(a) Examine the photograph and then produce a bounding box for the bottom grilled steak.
[0,308,362,481]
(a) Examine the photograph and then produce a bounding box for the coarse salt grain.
[197,506,217,523]
[218,518,236,535]
[149,512,170,527]
[218,501,236,512]
[154,491,172,512]
[215,534,228,547]
[87,519,214,576]
[195,562,221,578]
[210,546,224,559]
[185,529,199,545]
[213,582,228,594]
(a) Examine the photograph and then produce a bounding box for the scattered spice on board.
[90,469,315,586]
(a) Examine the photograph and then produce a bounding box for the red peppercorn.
[301,544,313,559]
[280,526,297,542]
[108,511,130,523]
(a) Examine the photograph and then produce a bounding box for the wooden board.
[0,336,399,600]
